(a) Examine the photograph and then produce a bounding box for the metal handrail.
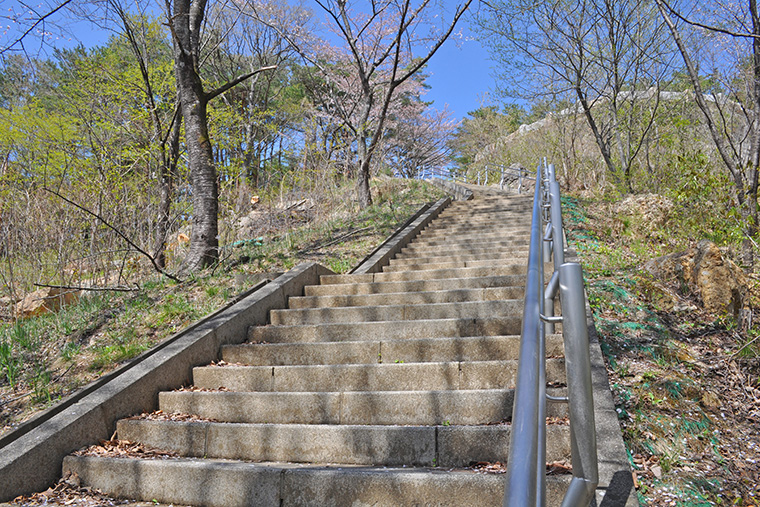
[422,165,535,193]
[504,161,598,507]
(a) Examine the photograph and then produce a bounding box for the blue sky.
[423,33,498,120]
[1,1,498,121]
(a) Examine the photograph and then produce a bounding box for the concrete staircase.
[62,193,574,506]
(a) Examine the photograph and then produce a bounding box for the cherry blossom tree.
[245,0,471,207]
[383,98,457,179]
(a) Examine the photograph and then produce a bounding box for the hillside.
[4,179,760,506]
[565,194,760,506]
[0,178,444,439]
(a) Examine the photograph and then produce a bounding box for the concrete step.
[289,287,524,309]
[270,300,523,325]
[446,202,532,211]
[381,257,529,272]
[397,248,530,261]
[224,334,564,366]
[249,316,523,343]
[426,219,530,230]
[63,456,572,506]
[158,388,568,425]
[388,251,531,267]
[400,238,530,252]
[303,275,527,296]
[191,358,566,392]
[320,265,526,284]
[415,230,531,243]
[115,419,571,467]
[420,222,530,235]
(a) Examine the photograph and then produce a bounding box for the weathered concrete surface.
[157,388,569,426]
[222,334,564,366]
[62,456,575,507]
[115,420,572,467]
[190,358,566,392]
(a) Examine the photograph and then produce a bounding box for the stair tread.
[63,455,573,507]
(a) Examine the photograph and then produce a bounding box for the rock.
[14,287,81,319]
[644,240,746,317]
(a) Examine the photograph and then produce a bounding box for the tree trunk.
[356,135,372,208]
[575,87,622,188]
[357,159,372,208]
[181,93,219,271]
[170,0,219,272]
[154,116,181,269]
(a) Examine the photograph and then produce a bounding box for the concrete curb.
[351,196,451,275]
[426,177,474,201]
[0,261,333,502]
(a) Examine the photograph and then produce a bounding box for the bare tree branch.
[43,188,184,283]
[1,0,74,55]
[660,0,760,39]
[205,64,277,101]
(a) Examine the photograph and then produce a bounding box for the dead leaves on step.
[74,438,178,460]
[125,409,219,423]
[468,460,572,475]
[12,470,190,506]
[11,471,133,506]
[175,385,230,392]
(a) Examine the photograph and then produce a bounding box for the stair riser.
[63,456,572,507]
[222,334,564,366]
[388,252,530,266]
[420,223,531,236]
[414,232,531,244]
[434,208,533,217]
[400,239,530,252]
[408,232,531,244]
[116,420,571,467]
[422,217,530,228]
[320,265,526,284]
[404,242,533,253]
[158,389,568,425]
[382,258,528,272]
[445,204,533,213]
[304,276,527,296]
[289,287,524,309]
[270,300,523,325]
[249,317,524,343]
[191,359,566,392]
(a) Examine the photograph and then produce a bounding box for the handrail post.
[518,169,523,194]
[558,262,598,507]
